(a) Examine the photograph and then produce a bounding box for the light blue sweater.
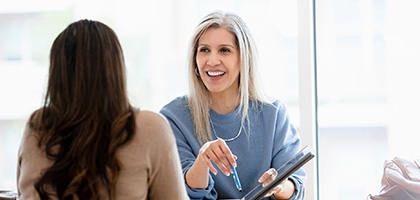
[160,96,306,200]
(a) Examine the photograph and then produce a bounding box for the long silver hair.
[187,10,273,145]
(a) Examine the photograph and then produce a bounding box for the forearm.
[185,154,210,189]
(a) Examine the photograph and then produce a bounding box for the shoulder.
[19,122,40,157]
[271,98,287,110]
[118,110,177,163]
[136,109,166,122]
[161,95,188,110]
[20,109,44,150]
[132,110,176,145]
[160,95,190,117]
[135,110,171,132]
[251,98,286,112]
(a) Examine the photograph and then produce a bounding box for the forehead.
[199,27,236,46]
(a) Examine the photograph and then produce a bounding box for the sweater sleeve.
[271,100,307,200]
[147,135,190,199]
[138,112,189,199]
[17,123,51,200]
[160,97,218,199]
[170,120,218,199]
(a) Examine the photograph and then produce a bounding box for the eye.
[198,47,210,53]
[220,47,231,53]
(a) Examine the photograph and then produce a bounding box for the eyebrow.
[198,44,236,49]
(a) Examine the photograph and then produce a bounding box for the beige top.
[17,110,188,200]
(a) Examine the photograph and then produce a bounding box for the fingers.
[258,168,277,187]
[263,184,282,197]
[259,168,280,197]
[263,179,288,198]
[199,138,237,176]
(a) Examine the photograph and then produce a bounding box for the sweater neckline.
[210,106,241,124]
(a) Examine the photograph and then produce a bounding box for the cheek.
[228,60,241,73]
[227,56,240,69]
[196,56,206,69]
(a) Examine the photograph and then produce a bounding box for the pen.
[231,166,242,192]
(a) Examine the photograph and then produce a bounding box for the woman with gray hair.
[161,10,306,199]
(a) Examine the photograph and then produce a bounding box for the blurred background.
[1,0,419,199]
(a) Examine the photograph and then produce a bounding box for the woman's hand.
[258,169,295,199]
[185,138,237,189]
[198,138,237,176]
[258,168,278,187]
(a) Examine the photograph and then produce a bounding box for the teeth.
[207,71,225,77]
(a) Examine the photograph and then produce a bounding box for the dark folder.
[240,145,315,200]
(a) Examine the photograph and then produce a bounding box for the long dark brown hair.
[29,19,136,199]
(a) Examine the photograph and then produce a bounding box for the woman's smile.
[207,70,226,77]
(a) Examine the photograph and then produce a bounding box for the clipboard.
[240,145,315,200]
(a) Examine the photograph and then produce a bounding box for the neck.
[210,92,240,114]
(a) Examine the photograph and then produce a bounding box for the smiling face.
[196,27,240,97]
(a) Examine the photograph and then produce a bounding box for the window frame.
[297,0,318,199]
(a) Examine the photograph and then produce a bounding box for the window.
[316,0,420,199]
[0,0,301,193]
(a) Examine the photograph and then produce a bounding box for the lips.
[207,71,226,77]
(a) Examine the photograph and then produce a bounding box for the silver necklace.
[210,118,242,142]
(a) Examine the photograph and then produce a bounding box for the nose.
[207,53,221,66]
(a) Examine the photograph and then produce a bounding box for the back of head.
[31,19,135,199]
[48,19,128,118]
